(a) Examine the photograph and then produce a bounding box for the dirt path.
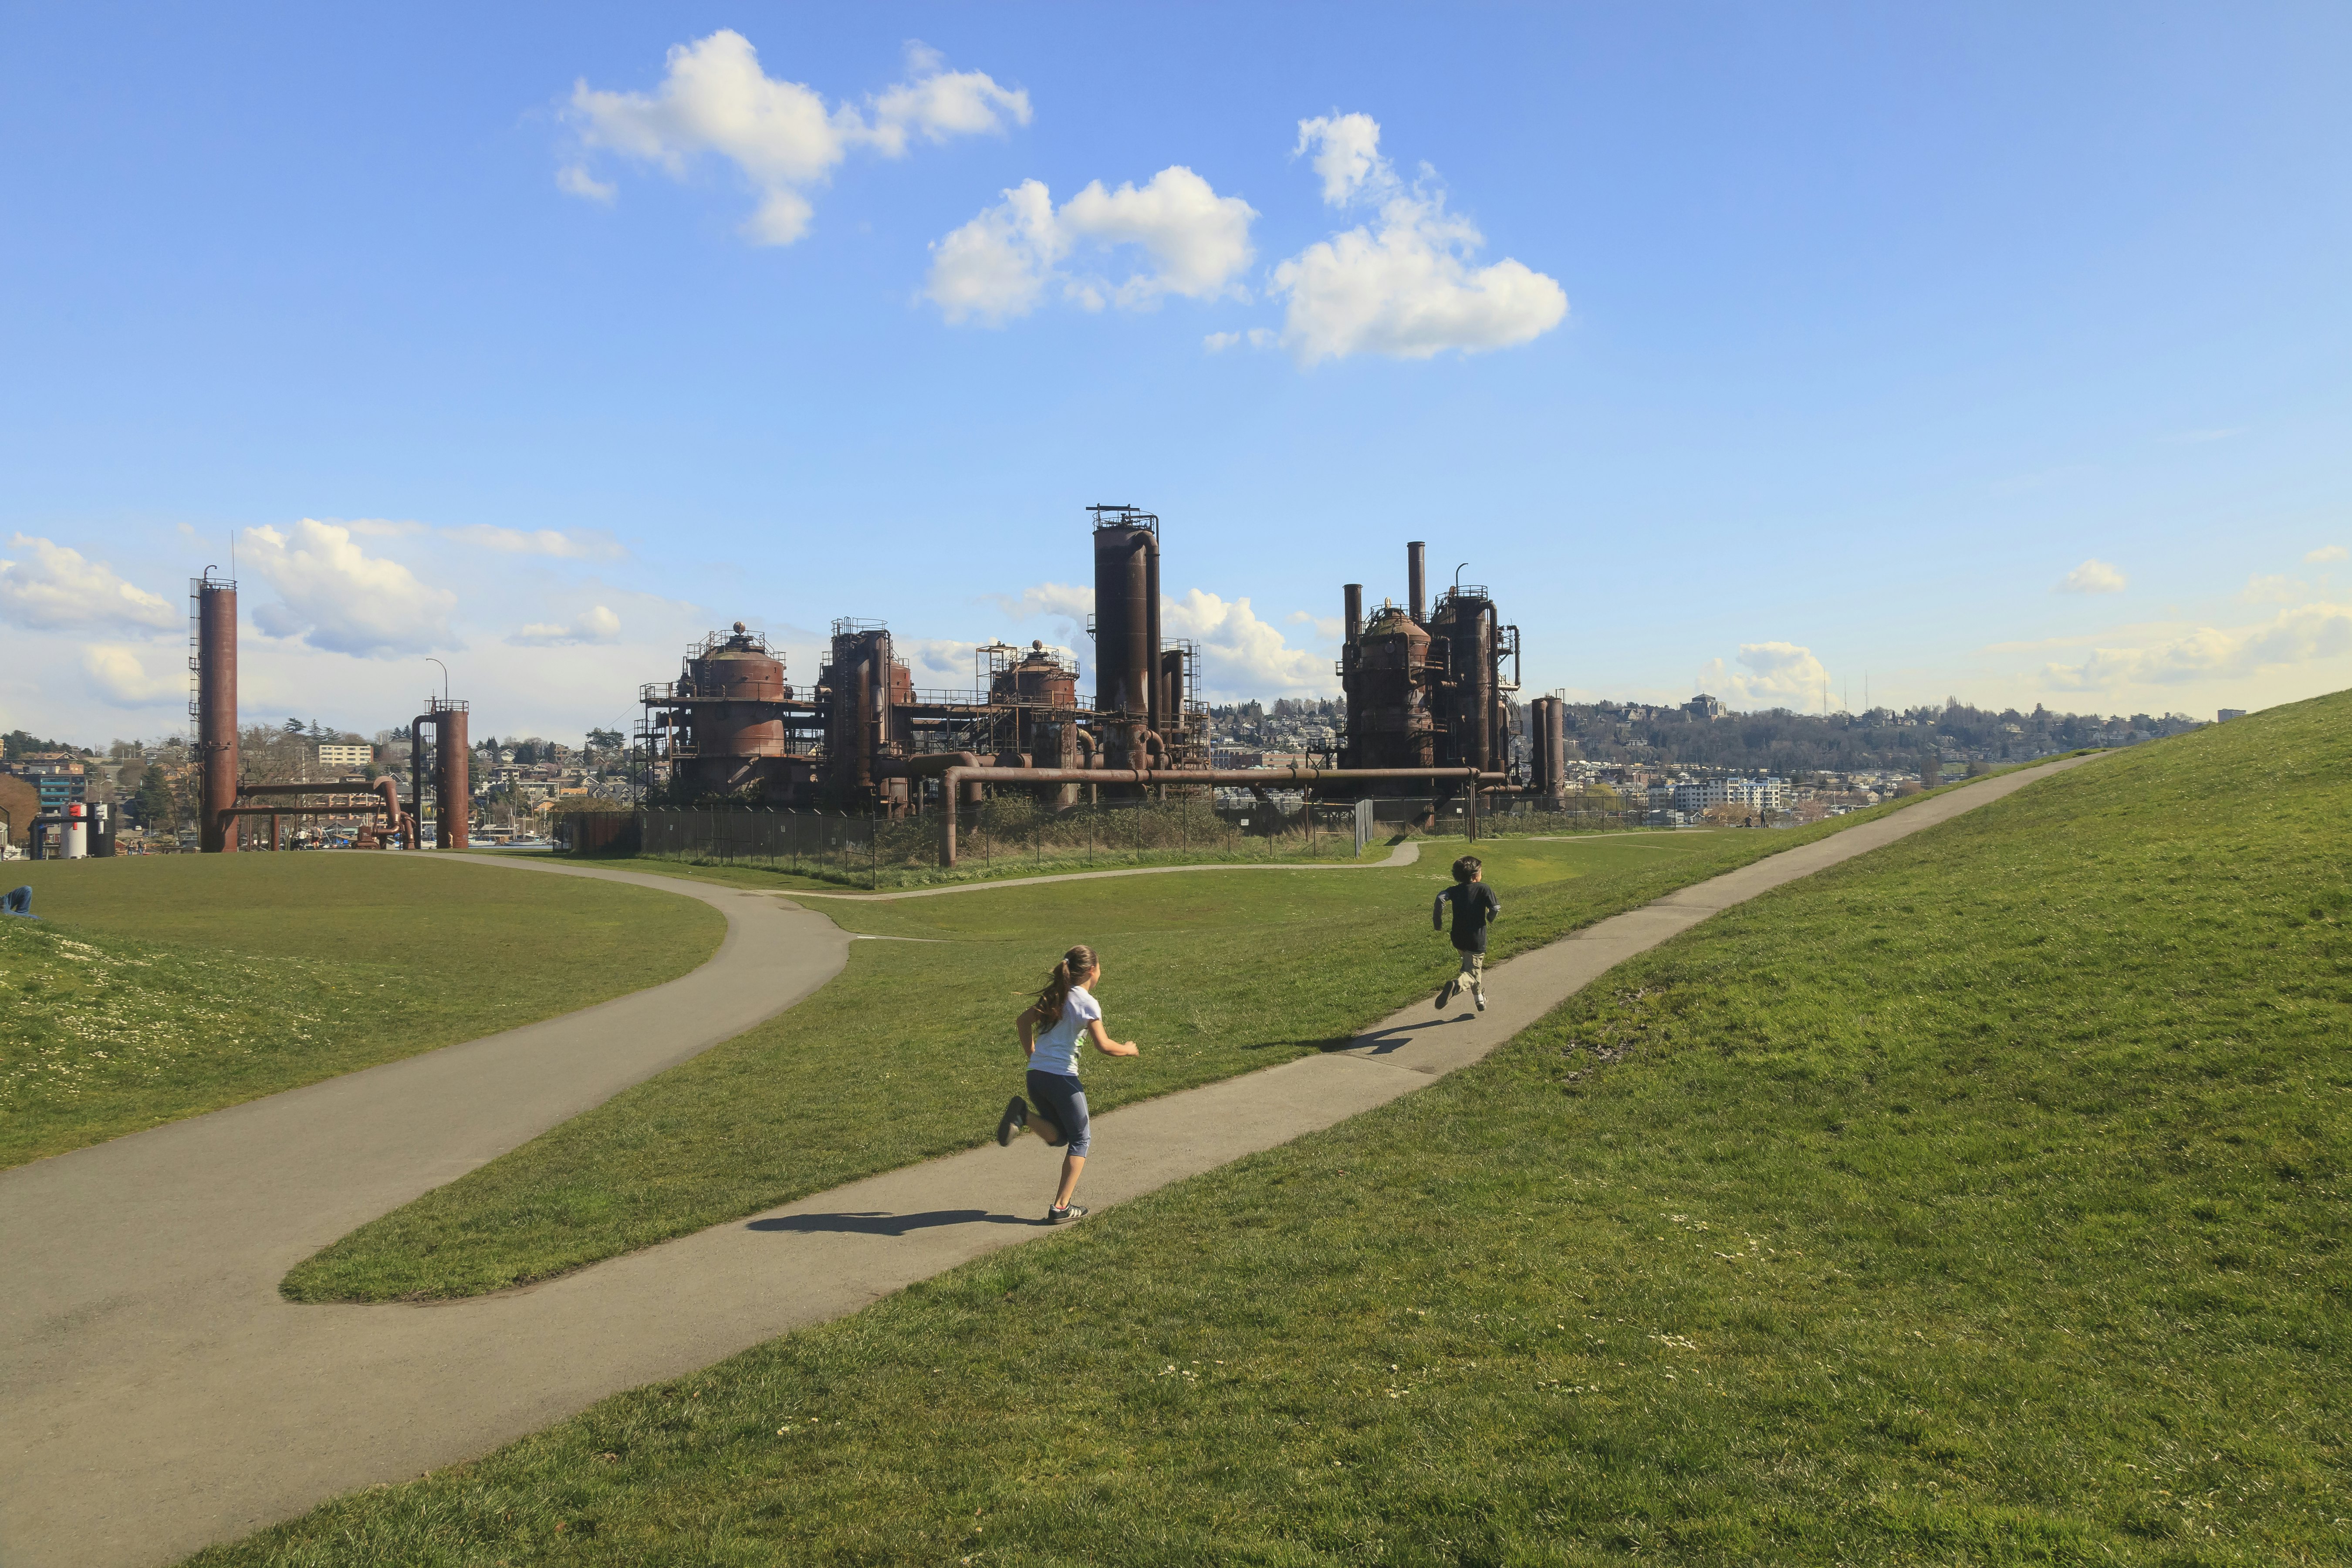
[0,757,2094,1567]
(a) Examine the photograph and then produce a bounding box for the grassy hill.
[0,855,721,1167]
[198,701,2347,1563]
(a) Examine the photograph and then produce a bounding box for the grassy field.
[206,699,2348,1565]
[0,854,723,1167]
[281,813,1913,1302]
[567,822,1688,896]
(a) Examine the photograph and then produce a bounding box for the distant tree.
[135,766,179,833]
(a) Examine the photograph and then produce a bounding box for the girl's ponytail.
[1032,943,1098,1028]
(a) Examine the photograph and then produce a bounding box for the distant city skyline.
[3,5,2348,748]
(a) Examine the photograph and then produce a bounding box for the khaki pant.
[1440,949,1484,1001]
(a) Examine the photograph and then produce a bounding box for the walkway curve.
[0,858,850,1568]
[0,757,2094,1567]
[790,837,1419,900]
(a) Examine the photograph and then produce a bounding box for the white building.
[1726,777,1787,812]
[1672,778,1727,813]
[317,743,371,768]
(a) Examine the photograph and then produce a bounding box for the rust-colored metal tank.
[193,574,238,853]
[1429,588,1497,773]
[1090,507,1160,765]
[685,624,789,790]
[992,641,1079,708]
[825,622,896,793]
[1343,601,1435,769]
[433,701,470,849]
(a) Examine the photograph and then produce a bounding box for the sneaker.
[1047,1203,1088,1225]
[1473,988,1487,1012]
[996,1096,1029,1147]
[1434,981,1453,1011]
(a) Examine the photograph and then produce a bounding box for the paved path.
[791,838,1419,900]
[0,757,2093,1566]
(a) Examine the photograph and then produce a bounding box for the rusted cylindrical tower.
[1343,584,1363,645]
[1407,542,1427,626]
[194,574,239,853]
[684,624,789,796]
[1090,506,1160,769]
[1430,589,1496,773]
[1546,698,1569,802]
[433,701,470,849]
[1341,602,1435,773]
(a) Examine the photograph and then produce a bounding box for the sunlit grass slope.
[284,821,1890,1302]
[211,699,2348,1565]
[0,855,722,1167]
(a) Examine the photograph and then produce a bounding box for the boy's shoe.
[1473,988,1487,1012]
[1047,1203,1088,1225]
[996,1096,1029,1147]
[1434,981,1454,1010]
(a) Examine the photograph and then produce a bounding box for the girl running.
[996,943,1139,1224]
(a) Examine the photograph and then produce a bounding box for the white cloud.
[896,636,981,690]
[1695,641,1831,709]
[1162,588,1334,698]
[2239,574,2303,605]
[986,579,1333,698]
[242,519,458,658]
[1294,112,1391,206]
[507,605,622,647]
[443,524,625,561]
[2306,545,2348,565]
[555,163,616,203]
[1271,115,1565,366]
[81,644,183,706]
[2056,558,2128,594]
[924,179,1064,325]
[986,581,1094,622]
[866,43,1032,155]
[569,33,1027,246]
[0,534,180,632]
[924,168,1257,324]
[2044,602,2352,689]
[1205,328,1274,353]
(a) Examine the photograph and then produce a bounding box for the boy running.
[1433,855,1500,1013]
[995,943,1140,1224]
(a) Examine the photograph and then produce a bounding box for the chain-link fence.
[629,789,1664,888]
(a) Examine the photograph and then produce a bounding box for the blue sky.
[4,3,2349,746]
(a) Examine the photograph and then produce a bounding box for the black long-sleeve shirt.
[1433,882,1501,953]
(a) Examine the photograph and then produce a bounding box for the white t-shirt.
[1029,985,1102,1078]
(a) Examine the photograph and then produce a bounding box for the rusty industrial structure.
[190,571,240,853]
[185,564,450,851]
[635,507,1537,858]
[1336,541,1523,786]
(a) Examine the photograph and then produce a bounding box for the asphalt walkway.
[0,757,2092,1566]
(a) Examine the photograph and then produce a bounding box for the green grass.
[0,854,723,1167]
[280,811,1912,1303]
[577,824,1673,895]
[203,698,2349,1565]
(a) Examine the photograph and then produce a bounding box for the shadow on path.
[747,1209,1034,1237]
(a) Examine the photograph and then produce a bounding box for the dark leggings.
[1026,1069,1091,1157]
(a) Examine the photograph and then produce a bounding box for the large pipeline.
[939,764,1507,865]
[222,778,409,845]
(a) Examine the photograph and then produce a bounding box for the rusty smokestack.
[1407,542,1426,625]
[1344,583,1363,645]
[195,573,239,853]
[435,703,470,849]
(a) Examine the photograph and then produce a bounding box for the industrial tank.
[195,575,239,853]
[1091,510,1159,727]
[685,623,790,774]
[1429,589,1497,773]
[1343,602,1436,769]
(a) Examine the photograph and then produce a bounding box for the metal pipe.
[1407,542,1426,625]
[1343,584,1363,644]
[939,764,1504,865]
[410,713,434,847]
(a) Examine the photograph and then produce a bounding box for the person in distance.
[1433,854,1500,1014]
[996,943,1139,1224]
